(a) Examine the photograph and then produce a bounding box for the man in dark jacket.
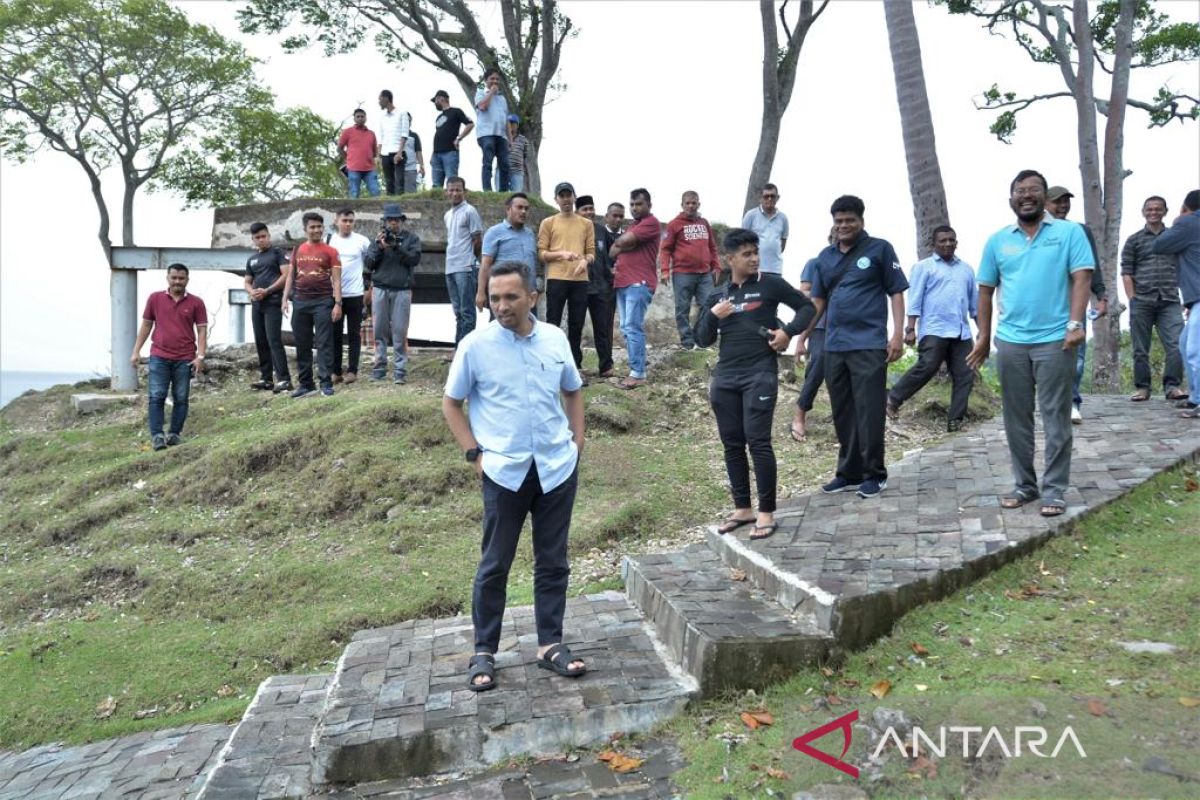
[365,203,422,384]
[579,198,623,378]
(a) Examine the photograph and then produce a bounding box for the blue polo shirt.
[800,258,826,330]
[482,221,538,284]
[740,206,789,274]
[444,317,582,493]
[810,234,908,352]
[978,216,1094,344]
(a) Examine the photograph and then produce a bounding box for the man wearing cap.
[445,177,484,346]
[377,90,409,196]
[660,190,720,349]
[578,197,622,378]
[506,114,529,192]
[1045,185,1108,423]
[479,192,539,310]
[365,203,423,384]
[337,109,380,198]
[538,182,594,372]
[430,89,474,189]
[474,67,510,191]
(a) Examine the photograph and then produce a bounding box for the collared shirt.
[1153,210,1200,306]
[444,318,583,493]
[978,216,1094,344]
[907,254,977,341]
[483,220,538,278]
[810,233,908,352]
[377,108,409,154]
[444,201,483,274]
[612,214,661,290]
[800,258,825,330]
[1121,225,1178,301]
[473,87,508,138]
[741,206,789,274]
[143,291,208,361]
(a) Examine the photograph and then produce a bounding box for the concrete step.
[310,591,695,785]
[623,544,832,697]
[196,674,333,799]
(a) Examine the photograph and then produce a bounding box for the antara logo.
[792,710,1088,778]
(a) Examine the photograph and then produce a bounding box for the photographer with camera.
[695,228,815,541]
[365,203,423,384]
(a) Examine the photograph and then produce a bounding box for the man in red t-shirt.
[659,190,720,349]
[130,264,209,450]
[283,212,344,397]
[337,108,381,198]
[611,188,661,389]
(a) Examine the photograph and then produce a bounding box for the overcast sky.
[1,0,1197,374]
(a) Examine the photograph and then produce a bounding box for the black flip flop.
[466,653,496,692]
[789,424,806,442]
[717,516,755,534]
[750,523,778,540]
[537,643,586,677]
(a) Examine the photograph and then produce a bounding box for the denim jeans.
[430,150,459,188]
[446,269,478,345]
[1072,315,1088,408]
[671,272,715,347]
[1184,305,1200,404]
[478,135,510,191]
[147,356,191,438]
[347,169,380,198]
[509,171,524,192]
[617,283,653,379]
[1129,296,1183,392]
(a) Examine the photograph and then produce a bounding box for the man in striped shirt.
[1122,195,1184,402]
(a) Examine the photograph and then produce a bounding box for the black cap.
[554,181,575,196]
[575,195,594,210]
[430,90,450,103]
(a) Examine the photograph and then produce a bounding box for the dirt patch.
[8,563,145,623]
[37,495,140,545]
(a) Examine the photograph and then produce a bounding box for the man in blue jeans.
[430,89,473,188]
[130,264,208,451]
[444,177,484,346]
[473,68,510,191]
[1152,189,1200,418]
[611,189,661,389]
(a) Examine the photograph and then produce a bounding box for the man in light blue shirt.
[740,183,789,274]
[444,176,484,345]
[473,67,510,191]
[967,169,1094,517]
[886,226,978,432]
[443,261,586,691]
[477,192,539,309]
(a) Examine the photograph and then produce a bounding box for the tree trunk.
[1092,0,1136,392]
[745,0,784,214]
[883,0,950,259]
[526,138,542,196]
[88,166,113,261]
[121,177,137,246]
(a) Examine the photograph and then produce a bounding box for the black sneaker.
[321,386,335,397]
[947,419,963,433]
[822,476,862,494]
[1174,399,1198,410]
[291,386,318,399]
[151,434,167,451]
[250,380,272,391]
[857,478,888,498]
[273,380,294,394]
[165,433,183,447]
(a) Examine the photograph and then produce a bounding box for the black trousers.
[587,290,615,374]
[796,328,826,412]
[251,299,290,382]
[888,335,975,422]
[292,297,335,390]
[474,462,578,654]
[381,153,400,195]
[710,369,779,513]
[331,295,365,376]
[546,279,589,368]
[826,349,888,482]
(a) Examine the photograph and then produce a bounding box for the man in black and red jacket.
[696,227,815,541]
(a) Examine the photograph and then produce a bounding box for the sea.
[0,370,100,409]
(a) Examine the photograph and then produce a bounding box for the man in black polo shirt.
[799,195,907,498]
[696,228,815,540]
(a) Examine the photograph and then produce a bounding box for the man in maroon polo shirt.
[611,188,661,389]
[130,264,208,451]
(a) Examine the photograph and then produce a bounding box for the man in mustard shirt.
[538,181,595,372]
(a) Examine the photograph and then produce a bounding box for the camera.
[381,226,401,246]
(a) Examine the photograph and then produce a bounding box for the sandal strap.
[543,642,570,665]
[468,653,494,669]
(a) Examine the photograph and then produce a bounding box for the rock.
[1117,640,1178,655]
[386,505,404,521]
[71,393,138,414]
[1030,699,1048,719]
[871,707,914,737]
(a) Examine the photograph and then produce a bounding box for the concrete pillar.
[232,304,246,344]
[110,269,138,391]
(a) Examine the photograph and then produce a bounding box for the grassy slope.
[0,349,993,749]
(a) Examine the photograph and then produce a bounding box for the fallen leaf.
[730,568,747,582]
[606,753,644,773]
[95,696,117,720]
[911,642,929,656]
[1178,697,1200,708]
[1185,478,1199,492]
[134,707,159,720]
[766,767,790,780]
[216,684,235,698]
[748,710,774,726]
[821,667,835,677]
[739,712,761,730]
[1087,698,1108,717]
[826,694,844,706]
[747,763,760,771]
[597,750,616,762]
[870,680,892,699]
[839,678,860,688]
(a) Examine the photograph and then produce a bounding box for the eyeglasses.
[761,194,778,199]
[1012,188,1044,198]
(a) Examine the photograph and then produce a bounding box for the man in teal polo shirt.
[967,169,1094,517]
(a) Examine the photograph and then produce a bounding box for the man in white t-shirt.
[377,90,410,196]
[329,207,372,382]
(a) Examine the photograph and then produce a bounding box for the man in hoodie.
[660,191,720,349]
[365,203,423,384]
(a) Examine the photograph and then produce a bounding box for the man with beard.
[660,190,720,349]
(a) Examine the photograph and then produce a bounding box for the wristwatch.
[1065,320,1083,331]
[465,447,483,463]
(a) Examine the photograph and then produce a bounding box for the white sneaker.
[1071,405,1082,424]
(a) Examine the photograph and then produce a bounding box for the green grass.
[666,466,1200,799]
[0,348,996,749]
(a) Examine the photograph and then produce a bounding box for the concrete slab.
[70,393,138,414]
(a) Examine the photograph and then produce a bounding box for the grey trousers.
[372,288,412,379]
[995,338,1075,500]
